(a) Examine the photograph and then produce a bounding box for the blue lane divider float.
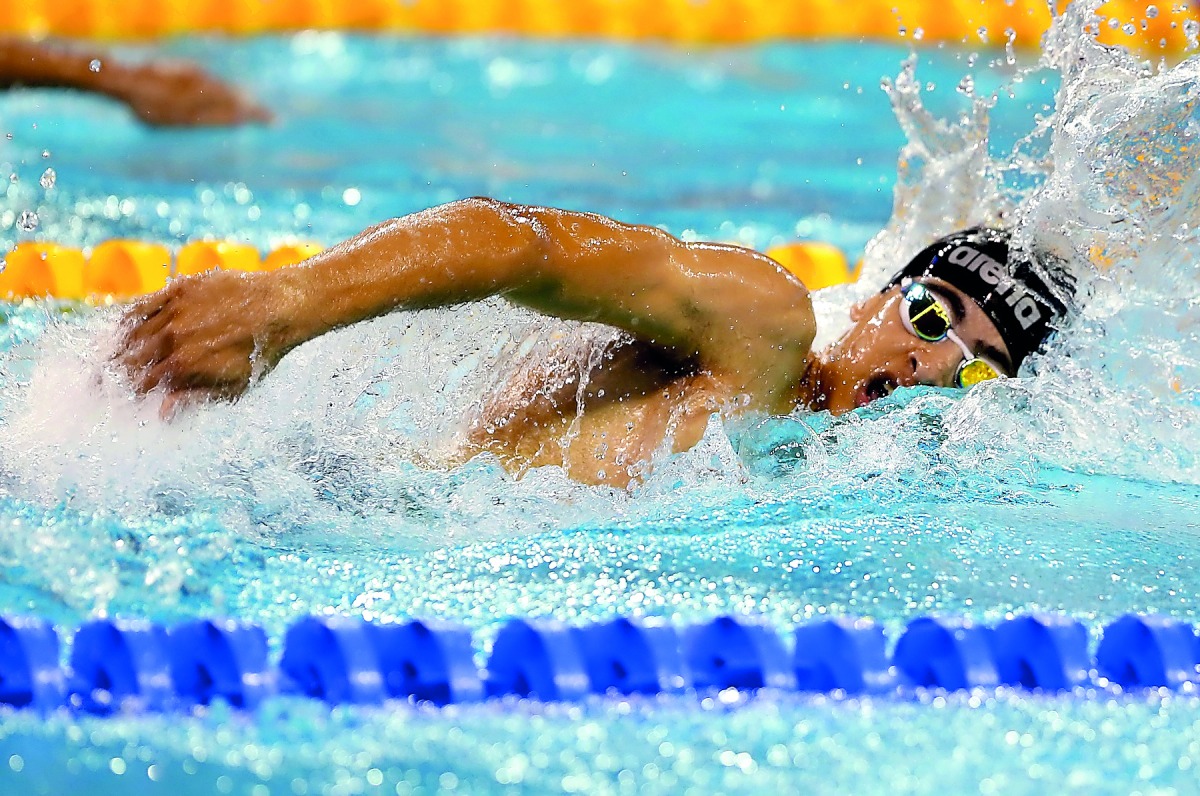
[367,619,483,705]
[1,612,1198,713]
[70,619,173,713]
[991,614,1091,691]
[0,616,65,709]
[1096,614,1200,690]
[793,617,894,693]
[167,619,274,709]
[893,616,1000,690]
[574,617,690,695]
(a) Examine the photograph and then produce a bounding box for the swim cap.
[885,228,1073,366]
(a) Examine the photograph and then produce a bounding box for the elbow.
[456,195,553,274]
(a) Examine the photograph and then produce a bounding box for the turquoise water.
[2,15,1200,796]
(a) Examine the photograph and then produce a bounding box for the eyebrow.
[978,342,1015,376]
[926,284,1016,375]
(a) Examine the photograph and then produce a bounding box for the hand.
[115,269,295,417]
[112,60,271,127]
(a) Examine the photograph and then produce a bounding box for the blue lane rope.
[1,613,1198,714]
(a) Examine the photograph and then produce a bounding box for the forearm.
[274,198,548,350]
[0,38,128,96]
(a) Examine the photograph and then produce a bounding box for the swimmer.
[115,199,1072,487]
[0,37,269,127]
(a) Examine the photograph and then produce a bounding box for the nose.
[910,340,963,387]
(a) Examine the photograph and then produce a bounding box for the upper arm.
[503,204,816,409]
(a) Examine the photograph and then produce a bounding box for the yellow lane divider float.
[0,0,1194,52]
[0,239,854,301]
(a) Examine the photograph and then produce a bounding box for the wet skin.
[116,198,1010,487]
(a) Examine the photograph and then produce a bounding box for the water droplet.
[1185,20,1199,49]
[41,149,50,159]
[17,210,38,232]
[1146,6,1159,18]
[913,28,925,41]
[977,26,989,43]
[89,59,102,72]
[957,75,975,96]
[1122,23,1136,35]
[4,133,11,140]
[40,168,56,190]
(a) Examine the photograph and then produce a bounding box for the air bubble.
[956,75,975,95]
[89,59,102,72]
[17,210,38,232]
[41,149,50,159]
[1122,23,1136,35]
[40,168,55,190]
[1146,5,1158,18]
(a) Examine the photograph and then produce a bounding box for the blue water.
[2,30,1200,795]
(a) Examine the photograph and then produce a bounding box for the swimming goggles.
[899,282,1003,389]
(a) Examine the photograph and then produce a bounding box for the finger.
[135,356,173,395]
[119,291,172,341]
[239,98,272,124]
[121,305,175,353]
[159,376,248,420]
[159,387,215,421]
[119,327,175,382]
[139,352,253,399]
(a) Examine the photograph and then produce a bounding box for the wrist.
[263,266,328,357]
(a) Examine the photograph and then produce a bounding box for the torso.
[458,337,734,487]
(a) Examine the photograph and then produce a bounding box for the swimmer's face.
[812,279,1014,415]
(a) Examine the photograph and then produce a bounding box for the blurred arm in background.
[0,37,270,126]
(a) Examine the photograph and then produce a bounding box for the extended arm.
[0,37,269,126]
[118,198,815,414]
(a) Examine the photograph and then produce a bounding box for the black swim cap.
[885,228,1073,367]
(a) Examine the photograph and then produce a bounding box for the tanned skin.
[0,38,269,126]
[116,198,1011,487]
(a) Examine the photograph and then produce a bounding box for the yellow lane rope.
[0,240,323,301]
[0,0,1194,52]
[0,239,851,301]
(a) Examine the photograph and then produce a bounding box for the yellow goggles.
[899,283,1004,389]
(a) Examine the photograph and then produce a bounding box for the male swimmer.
[0,37,268,126]
[115,199,1072,487]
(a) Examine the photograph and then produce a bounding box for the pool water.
[2,3,1200,793]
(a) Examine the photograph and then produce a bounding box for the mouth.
[856,373,898,408]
